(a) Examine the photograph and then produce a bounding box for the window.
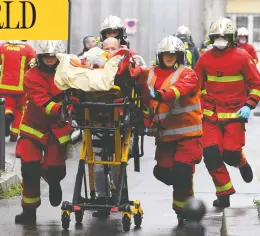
[253,16,260,43]
[236,16,248,28]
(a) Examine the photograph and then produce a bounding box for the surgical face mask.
[213,37,229,50]
[239,39,247,45]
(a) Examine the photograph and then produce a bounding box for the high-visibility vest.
[147,65,202,142]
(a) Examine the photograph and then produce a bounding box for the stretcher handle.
[63,97,130,108]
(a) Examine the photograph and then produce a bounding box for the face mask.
[239,39,247,45]
[213,37,229,50]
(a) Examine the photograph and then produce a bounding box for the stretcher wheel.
[75,211,84,224]
[61,212,70,230]
[122,214,131,232]
[134,213,142,227]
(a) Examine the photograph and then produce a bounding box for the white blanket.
[54,53,121,92]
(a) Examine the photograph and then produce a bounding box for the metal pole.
[67,0,72,54]
[0,98,5,170]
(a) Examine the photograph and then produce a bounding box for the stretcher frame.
[60,84,145,232]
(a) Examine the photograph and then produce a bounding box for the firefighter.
[135,35,202,225]
[237,27,258,64]
[175,25,200,68]
[195,17,260,208]
[15,40,73,224]
[0,40,35,142]
[100,15,130,48]
[78,36,98,57]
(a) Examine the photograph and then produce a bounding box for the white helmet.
[157,35,185,54]
[157,36,185,66]
[100,15,127,42]
[35,40,66,55]
[237,27,249,37]
[7,40,26,44]
[209,17,236,37]
[176,26,191,37]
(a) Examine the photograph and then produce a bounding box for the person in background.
[175,25,200,68]
[0,40,35,142]
[237,27,258,64]
[78,36,98,57]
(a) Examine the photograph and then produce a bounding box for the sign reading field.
[0,0,68,39]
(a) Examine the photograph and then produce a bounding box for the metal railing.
[0,98,5,170]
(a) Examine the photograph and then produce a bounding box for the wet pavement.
[1,115,260,235]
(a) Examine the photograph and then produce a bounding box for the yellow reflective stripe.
[0,54,4,84]
[59,134,71,144]
[0,55,26,91]
[10,128,19,134]
[186,50,192,65]
[20,124,44,138]
[216,182,233,192]
[169,86,180,100]
[203,109,214,116]
[143,108,150,115]
[249,89,260,97]
[22,196,40,204]
[208,75,243,82]
[254,59,258,64]
[200,89,207,95]
[173,200,185,208]
[45,102,56,115]
[5,109,13,114]
[217,112,240,119]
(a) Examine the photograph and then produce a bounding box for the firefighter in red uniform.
[0,40,35,142]
[195,17,260,208]
[135,35,202,225]
[15,40,73,224]
[237,27,258,64]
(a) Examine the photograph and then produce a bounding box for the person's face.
[238,36,247,42]
[102,42,120,55]
[42,56,58,66]
[105,29,119,39]
[85,37,97,49]
[162,52,177,68]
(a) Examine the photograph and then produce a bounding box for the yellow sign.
[0,0,68,40]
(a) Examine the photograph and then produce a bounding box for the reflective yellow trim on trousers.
[203,109,214,116]
[249,89,260,97]
[20,124,44,138]
[216,182,233,192]
[59,134,71,144]
[207,75,243,82]
[0,55,26,91]
[169,86,180,100]
[10,128,19,134]
[45,102,56,115]
[217,113,240,119]
[173,200,185,208]
[22,196,40,204]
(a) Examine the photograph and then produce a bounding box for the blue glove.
[237,106,251,119]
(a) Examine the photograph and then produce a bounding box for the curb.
[222,206,260,236]
[0,172,21,193]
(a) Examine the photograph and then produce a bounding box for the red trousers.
[154,138,202,214]
[16,134,67,208]
[2,94,26,136]
[202,121,247,196]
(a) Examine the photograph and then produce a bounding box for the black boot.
[213,195,230,208]
[10,134,18,142]
[49,181,62,207]
[92,209,110,218]
[239,163,253,183]
[15,207,36,224]
[5,114,13,137]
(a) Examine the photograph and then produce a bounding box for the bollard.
[0,98,5,170]
[183,197,206,236]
